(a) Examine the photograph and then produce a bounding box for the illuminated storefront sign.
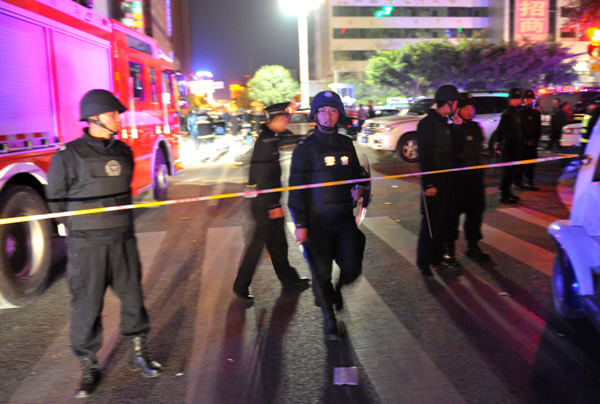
[118,0,145,33]
[515,0,549,42]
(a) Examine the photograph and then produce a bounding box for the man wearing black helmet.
[233,102,309,302]
[416,84,461,277]
[518,89,542,191]
[288,90,368,340]
[494,88,523,204]
[46,89,161,398]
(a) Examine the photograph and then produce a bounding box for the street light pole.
[297,13,310,108]
[280,0,323,108]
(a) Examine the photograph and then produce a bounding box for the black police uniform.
[46,131,150,360]
[448,118,486,244]
[519,104,542,188]
[549,105,568,150]
[495,104,522,202]
[288,127,366,325]
[416,109,455,272]
[233,124,304,296]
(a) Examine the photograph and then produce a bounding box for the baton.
[421,186,433,239]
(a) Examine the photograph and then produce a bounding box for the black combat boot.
[322,304,344,340]
[442,242,459,267]
[466,241,490,263]
[333,284,344,311]
[128,336,162,378]
[75,357,101,399]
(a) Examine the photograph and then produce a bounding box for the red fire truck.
[0,0,182,308]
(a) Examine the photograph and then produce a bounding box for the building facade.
[314,0,592,84]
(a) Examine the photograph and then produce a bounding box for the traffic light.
[374,6,393,18]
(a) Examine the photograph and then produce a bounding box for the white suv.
[357,93,508,163]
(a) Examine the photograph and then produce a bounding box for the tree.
[563,1,600,31]
[247,65,299,105]
[365,39,577,96]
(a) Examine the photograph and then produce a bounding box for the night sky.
[188,0,305,94]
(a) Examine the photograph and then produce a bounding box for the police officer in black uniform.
[416,84,461,277]
[518,89,542,191]
[446,95,490,263]
[495,88,523,204]
[46,90,161,398]
[288,91,368,340]
[233,102,309,302]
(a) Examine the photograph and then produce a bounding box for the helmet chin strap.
[88,117,118,137]
[315,117,337,133]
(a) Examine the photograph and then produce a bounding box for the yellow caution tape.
[0,153,579,226]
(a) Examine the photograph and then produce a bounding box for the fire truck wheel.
[0,185,52,308]
[552,248,583,319]
[153,150,168,201]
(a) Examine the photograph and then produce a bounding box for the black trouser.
[548,129,561,149]
[417,190,450,269]
[67,237,150,359]
[447,173,485,242]
[520,143,538,185]
[303,217,365,307]
[234,203,300,293]
[499,148,520,197]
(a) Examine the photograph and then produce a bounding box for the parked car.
[560,123,583,147]
[548,120,600,331]
[277,111,315,150]
[358,93,507,162]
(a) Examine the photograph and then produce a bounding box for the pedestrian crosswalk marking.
[498,207,563,228]
[363,216,549,366]
[8,231,167,404]
[185,226,267,404]
[480,224,553,276]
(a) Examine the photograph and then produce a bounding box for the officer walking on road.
[233,102,310,302]
[416,84,461,277]
[46,90,162,398]
[288,91,368,340]
[495,88,523,204]
[445,95,490,264]
[518,89,542,191]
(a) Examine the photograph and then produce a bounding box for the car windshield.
[406,99,435,115]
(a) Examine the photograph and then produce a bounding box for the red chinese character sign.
[515,0,549,42]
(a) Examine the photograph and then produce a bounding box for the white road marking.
[9,232,167,404]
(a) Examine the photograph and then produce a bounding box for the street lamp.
[279,0,324,108]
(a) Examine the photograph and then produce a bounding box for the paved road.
[1,144,599,404]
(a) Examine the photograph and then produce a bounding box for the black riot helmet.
[523,89,536,99]
[79,89,127,122]
[309,91,345,121]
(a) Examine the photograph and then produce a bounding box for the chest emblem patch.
[324,156,336,166]
[341,156,349,165]
[105,160,122,176]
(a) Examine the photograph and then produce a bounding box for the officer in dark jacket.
[548,98,567,150]
[494,88,523,204]
[233,102,309,301]
[416,84,461,277]
[289,91,368,340]
[446,96,490,263]
[46,90,161,398]
[518,89,542,191]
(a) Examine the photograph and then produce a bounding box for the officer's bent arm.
[288,144,310,228]
[46,148,71,222]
